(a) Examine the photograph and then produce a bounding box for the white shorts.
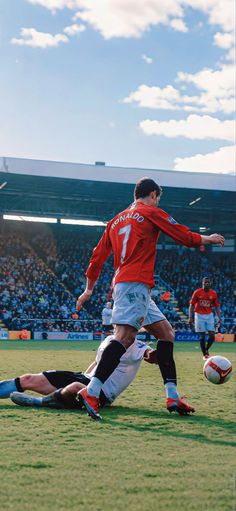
[111,282,166,330]
[194,312,215,333]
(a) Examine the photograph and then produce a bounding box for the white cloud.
[177,64,235,113]
[11,28,68,48]
[174,145,235,173]
[63,23,85,36]
[123,63,235,114]
[28,0,234,39]
[170,18,188,32]
[186,0,234,33]
[140,114,234,141]
[123,84,181,109]
[142,54,153,64]
[178,65,234,98]
[28,0,76,11]
[65,1,185,39]
[214,32,234,49]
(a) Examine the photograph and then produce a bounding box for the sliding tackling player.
[1,336,155,408]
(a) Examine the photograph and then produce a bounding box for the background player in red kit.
[76,177,225,420]
[189,277,221,360]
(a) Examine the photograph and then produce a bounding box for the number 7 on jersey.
[118,224,132,263]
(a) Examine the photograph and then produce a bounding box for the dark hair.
[134,177,162,199]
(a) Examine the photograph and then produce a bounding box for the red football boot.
[167,396,195,416]
[77,388,102,420]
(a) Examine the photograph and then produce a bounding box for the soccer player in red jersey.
[189,277,221,360]
[76,177,225,419]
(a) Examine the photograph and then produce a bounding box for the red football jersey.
[190,288,220,314]
[86,202,202,288]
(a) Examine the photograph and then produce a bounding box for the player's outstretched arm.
[201,233,225,246]
[151,209,225,249]
[76,278,96,311]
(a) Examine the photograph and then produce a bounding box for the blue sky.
[0,0,234,173]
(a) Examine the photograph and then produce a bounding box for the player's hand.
[209,234,225,246]
[144,349,158,364]
[76,291,92,312]
[216,319,221,329]
[189,317,194,325]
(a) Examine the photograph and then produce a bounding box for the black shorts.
[43,371,90,388]
[43,370,110,408]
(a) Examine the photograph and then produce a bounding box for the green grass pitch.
[0,341,235,511]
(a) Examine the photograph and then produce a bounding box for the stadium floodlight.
[60,218,107,226]
[189,197,202,206]
[3,214,57,223]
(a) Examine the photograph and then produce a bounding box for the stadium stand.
[0,224,235,334]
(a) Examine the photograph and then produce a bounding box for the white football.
[203,356,233,384]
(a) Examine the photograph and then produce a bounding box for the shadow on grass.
[1,403,236,447]
[105,419,236,447]
[102,405,236,447]
[106,405,235,428]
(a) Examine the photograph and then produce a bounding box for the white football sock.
[165,382,179,400]
[87,377,103,398]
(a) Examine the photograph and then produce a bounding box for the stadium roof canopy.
[0,157,235,235]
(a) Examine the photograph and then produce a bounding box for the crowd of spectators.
[0,227,235,334]
[0,230,112,333]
